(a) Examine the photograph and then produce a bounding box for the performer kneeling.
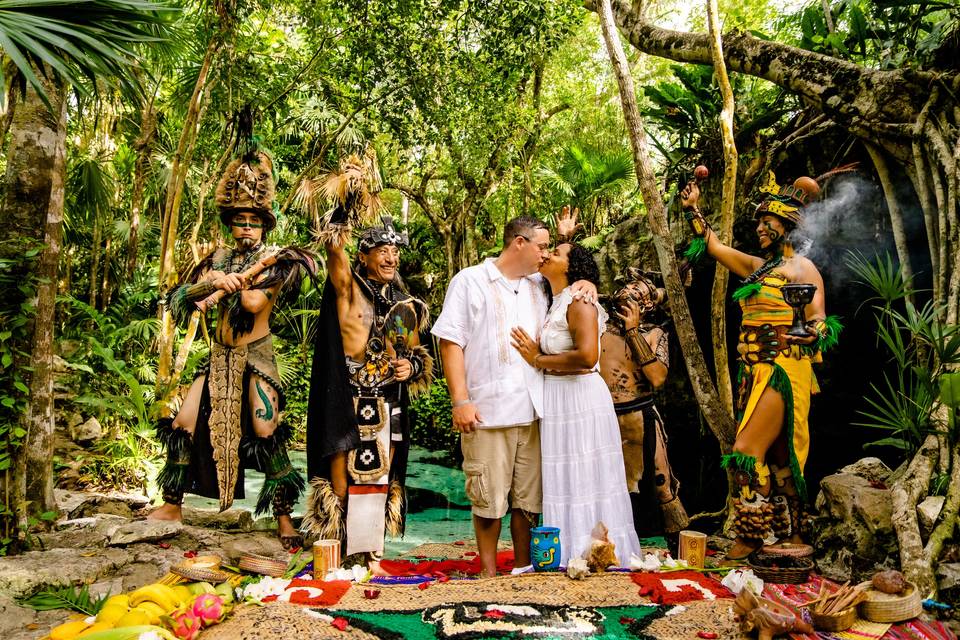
[599,268,689,540]
[302,153,432,572]
[681,172,841,561]
[150,147,315,551]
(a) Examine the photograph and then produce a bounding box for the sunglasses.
[231,220,263,229]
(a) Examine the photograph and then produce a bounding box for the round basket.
[810,606,856,632]
[171,565,232,583]
[857,580,922,623]
[239,553,287,577]
[761,543,814,558]
[747,553,813,584]
[170,554,232,583]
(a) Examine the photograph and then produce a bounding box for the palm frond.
[19,584,108,615]
[0,0,176,109]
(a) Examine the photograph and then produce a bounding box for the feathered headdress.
[215,107,277,231]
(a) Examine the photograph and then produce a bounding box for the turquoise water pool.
[184,446,510,555]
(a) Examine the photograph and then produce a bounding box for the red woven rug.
[631,570,733,605]
[262,579,353,606]
[380,550,516,577]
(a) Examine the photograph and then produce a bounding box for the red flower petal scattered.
[157,542,171,549]
[437,575,450,583]
[363,589,380,600]
[619,616,636,625]
[331,617,349,631]
[288,546,301,554]
[463,551,477,557]
[418,581,431,590]
[453,541,465,546]
[484,610,505,619]
[697,632,718,639]
[183,550,197,558]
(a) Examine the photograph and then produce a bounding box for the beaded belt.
[737,324,789,365]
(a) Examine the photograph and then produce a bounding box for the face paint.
[762,220,782,245]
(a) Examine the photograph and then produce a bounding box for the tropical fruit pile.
[46,580,235,640]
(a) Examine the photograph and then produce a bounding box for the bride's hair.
[565,243,600,287]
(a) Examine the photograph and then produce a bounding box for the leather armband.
[684,206,709,238]
[626,327,657,366]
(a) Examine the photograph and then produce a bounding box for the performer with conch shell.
[681,170,842,562]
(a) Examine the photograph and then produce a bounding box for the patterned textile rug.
[763,575,956,640]
[204,601,749,639]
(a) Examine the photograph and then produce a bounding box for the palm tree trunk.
[707,0,737,419]
[155,36,219,401]
[127,95,158,279]
[0,72,69,545]
[597,0,737,447]
[100,235,113,309]
[88,215,101,308]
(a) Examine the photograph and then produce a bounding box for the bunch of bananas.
[47,582,226,640]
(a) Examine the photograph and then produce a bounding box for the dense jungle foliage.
[0,0,957,596]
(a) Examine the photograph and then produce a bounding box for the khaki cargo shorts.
[460,421,542,519]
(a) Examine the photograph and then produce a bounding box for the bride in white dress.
[511,243,641,566]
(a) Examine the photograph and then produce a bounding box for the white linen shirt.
[432,258,549,428]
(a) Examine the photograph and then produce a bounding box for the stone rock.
[0,547,132,599]
[937,563,960,592]
[108,520,182,546]
[813,467,898,583]
[38,514,128,549]
[839,457,892,484]
[58,489,150,519]
[57,411,83,434]
[116,562,163,592]
[595,216,658,293]
[918,495,946,534]
[181,507,254,531]
[71,417,102,444]
[220,533,285,563]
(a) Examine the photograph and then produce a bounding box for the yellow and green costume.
[721,272,841,543]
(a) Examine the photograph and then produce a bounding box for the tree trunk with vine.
[0,71,68,549]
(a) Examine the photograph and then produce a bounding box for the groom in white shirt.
[432,213,592,577]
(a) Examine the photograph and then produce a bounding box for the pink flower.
[192,593,226,626]
[166,608,202,640]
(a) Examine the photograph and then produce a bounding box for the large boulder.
[71,417,102,444]
[595,216,658,293]
[813,457,898,583]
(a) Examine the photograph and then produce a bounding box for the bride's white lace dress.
[538,287,641,566]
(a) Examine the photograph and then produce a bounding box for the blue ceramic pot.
[531,526,561,571]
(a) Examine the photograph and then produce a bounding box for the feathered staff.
[295,146,384,246]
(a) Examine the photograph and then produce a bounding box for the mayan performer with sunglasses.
[681,171,841,562]
[150,143,315,551]
[301,151,432,572]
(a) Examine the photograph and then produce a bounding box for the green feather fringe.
[768,363,807,501]
[157,462,190,496]
[721,452,758,474]
[816,315,844,353]
[732,282,763,302]
[255,467,306,517]
[683,237,707,262]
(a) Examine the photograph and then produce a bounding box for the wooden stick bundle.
[808,582,867,615]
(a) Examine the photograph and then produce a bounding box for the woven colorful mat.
[335,570,650,611]
[764,575,955,640]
